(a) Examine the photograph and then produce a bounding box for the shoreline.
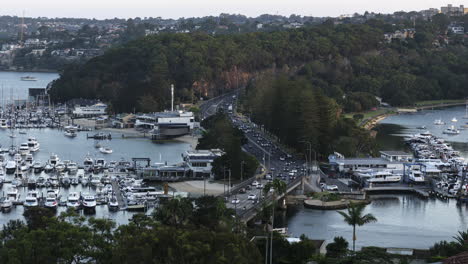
[0,69,59,73]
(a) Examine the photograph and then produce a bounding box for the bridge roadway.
[199,91,315,223]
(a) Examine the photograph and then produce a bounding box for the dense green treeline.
[48,23,383,112]
[242,75,377,157]
[49,15,468,113]
[197,112,259,180]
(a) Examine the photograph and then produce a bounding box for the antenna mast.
[171,84,174,112]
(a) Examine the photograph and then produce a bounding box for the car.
[239,188,246,194]
[326,185,339,191]
[252,181,259,187]
[248,194,257,200]
[256,184,263,189]
[246,185,252,190]
[231,198,240,204]
[265,174,272,180]
[279,157,285,161]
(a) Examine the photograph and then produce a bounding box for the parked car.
[326,185,339,191]
[239,188,246,194]
[248,194,257,200]
[231,198,240,204]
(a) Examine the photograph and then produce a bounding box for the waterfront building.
[182,149,224,179]
[380,151,412,162]
[329,155,404,173]
[135,111,196,139]
[72,102,107,117]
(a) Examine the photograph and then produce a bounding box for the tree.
[326,236,349,258]
[337,202,377,252]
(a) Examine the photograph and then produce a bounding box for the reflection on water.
[286,195,468,249]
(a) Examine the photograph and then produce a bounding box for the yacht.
[67,162,78,174]
[44,193,58,209]
[99,147,113,154]
[48,154,60,167]
[82,194,97,210]
[24,154,33,165]
[55,162,66,173]
[43,163,54,173]
[452,117,458,122]
[66,192,81,209]
[0,119,7,129]
[21,76,37,81]
[90,175,101,186]
[1,198,12,212]
[84,156,93,170]
[23,191,39,208]
[108,196,119,210]
[8,146,17,156]
[5,160,17,174]
[46,188,60,199]
[13,154,22,165]
[19,143,30,156]
[64,130,77,138]
[36,176,46,187]
[32,161,44,173]
[27,137,40,152]
[6,187,19,203]
[443,126,460,135]
[61,176,71,187]
[367,171,402,183]
[409,169,425,183]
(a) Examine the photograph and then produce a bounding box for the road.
[199,92,311,215]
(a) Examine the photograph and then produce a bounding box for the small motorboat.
[99,147,113,154]
[44,193,58,210]
[64,130,77,138]
[108,196,119,210]
[66,192,81,209]
[452,117,458,122]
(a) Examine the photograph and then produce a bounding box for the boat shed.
[380,151,413,162]
[329,157,404,173]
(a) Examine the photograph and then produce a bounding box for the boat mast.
[171,84,174,112]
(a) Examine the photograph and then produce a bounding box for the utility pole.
[228,169,231,195]
[241,161,245,182]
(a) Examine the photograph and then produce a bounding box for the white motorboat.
[32,161,43,173]
[84,156,93,170]
[46,188,60,199]
[27,137,40,152]
[90,175,101,186]
[82,194,97,210]
[1,198,12,211]
[409,170,425,183]
[64,130,77,138]
[25,154,33,165]
[0,119,8,129]
[44,164,54,173]
[8,146,17,156]
[23,191,39,208]
[44,193,58,209]
[443,126,460,135]
[67,162,78,174]
[6,187,19,203]
[5,160,17,174]
[55,162,66,172]
[99,147,113,154]
[67,192,81,209]
[48,154,60,167]
[21,76,37,81]
[13,154,22,165]
[452,117,458,122]
[18,143,29,156]
[367,171,402,183]
[108,196,119,210]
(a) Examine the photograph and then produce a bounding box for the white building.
[380,151,413,162]
[449,26,465,34]
[182,149,224,179]
[72,103,107,117]
[135,111,195,130]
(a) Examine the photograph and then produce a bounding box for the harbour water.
[0,71,192,226]
[0,71,59,101]
[286,106,468,250]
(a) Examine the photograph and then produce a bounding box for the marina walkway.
[111,180,126,209]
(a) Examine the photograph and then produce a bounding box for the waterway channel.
[285,106,468,250]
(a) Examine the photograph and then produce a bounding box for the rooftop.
[380,150,412,156]
[331,157,401,165]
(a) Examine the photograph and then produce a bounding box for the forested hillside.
[48,23,383,112]
[49,16,468,113]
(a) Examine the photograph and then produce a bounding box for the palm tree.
[263,178,287,264]
[453,230,468,250]
[338,202,377,252]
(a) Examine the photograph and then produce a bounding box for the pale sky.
[0,0,465,19]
